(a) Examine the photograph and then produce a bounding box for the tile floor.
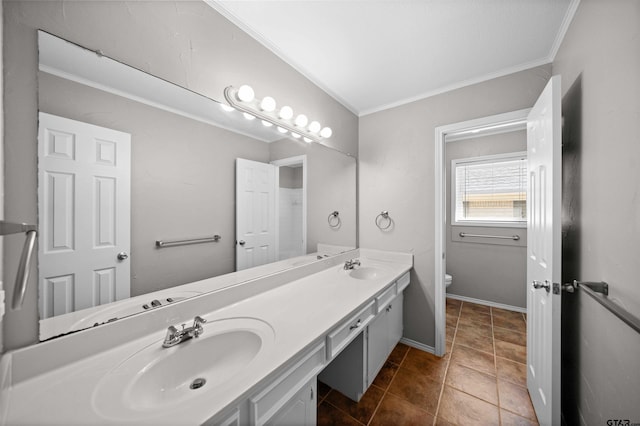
[317,299,538,425]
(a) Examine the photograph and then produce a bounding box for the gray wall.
[553,0,640,422]
[279,167,303,189]
[445,131,527,308]
[359,64,551,348]
[2,0,358,351]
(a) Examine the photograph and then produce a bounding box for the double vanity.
[0,248,412,425]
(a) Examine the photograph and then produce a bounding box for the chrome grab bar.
[459,232,520,241]
[571,281,640,335]
[0,221,38,310]
[155,235,221,248]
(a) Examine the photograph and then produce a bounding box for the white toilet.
[445,273,452,289]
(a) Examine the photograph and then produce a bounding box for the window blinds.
[454,155,527,224]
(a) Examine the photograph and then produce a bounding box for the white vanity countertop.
[1,249,412,425]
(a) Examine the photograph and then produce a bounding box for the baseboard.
[399,337,435,354]
[446,293,526,313]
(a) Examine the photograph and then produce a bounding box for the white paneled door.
[38,113,131,319]
[526,75,562,425]
[236,158,276,271]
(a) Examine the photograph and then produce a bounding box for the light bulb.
[277,126,288,133]
[294,114,308,127]
[291,132,302,139]
[220,104,235,112]
[303,137,312,143]
[237,85,255,102]
[320,127,333,138]
[308,121,321,133]
[260,96,276,112]
[261,120,273,127]
[279,106,293,120]
[243,112,255,120]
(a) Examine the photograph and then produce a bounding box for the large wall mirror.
[36,31,356,340]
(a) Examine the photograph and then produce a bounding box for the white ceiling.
[208,0,579,116]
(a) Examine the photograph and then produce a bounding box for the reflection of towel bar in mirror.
[156,235,222,248]
[459,232,520,241]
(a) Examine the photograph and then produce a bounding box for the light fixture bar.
[223,86,326,144]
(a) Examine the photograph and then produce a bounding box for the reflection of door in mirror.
[37,112,131,319]
[236,158,277,270]
[235,156,308,270]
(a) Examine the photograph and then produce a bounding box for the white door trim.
[433,108,530,356]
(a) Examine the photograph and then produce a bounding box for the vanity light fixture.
[320,127,333,138]
[260,96,276,112]
[308,121,321,133]
[237,84,255,102]
[294,114,308,128]
[224,85,332,143]
[279,106,294,120]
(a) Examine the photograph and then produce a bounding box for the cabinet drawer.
[396,271,410,292]
[375,284,397,313]
[250,343,325,426]
[326,301,375,359]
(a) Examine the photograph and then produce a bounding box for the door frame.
[433,108,530,356]
[270,155,307,260]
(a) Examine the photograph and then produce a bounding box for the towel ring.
[328,211,341,228]
[375,211,392,230]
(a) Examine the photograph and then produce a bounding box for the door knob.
[238,240,246,246]
[532,280,551,293]
[117,251,129,261]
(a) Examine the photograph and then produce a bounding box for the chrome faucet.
[162,315,207,348]
[344,259,361,270]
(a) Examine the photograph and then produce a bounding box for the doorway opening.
[271,155,307,261]
[433,109,530,357]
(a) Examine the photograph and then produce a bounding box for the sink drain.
[190,378,207,390]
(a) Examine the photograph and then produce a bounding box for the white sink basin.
[348,267,382,280]
[92,317,274,417]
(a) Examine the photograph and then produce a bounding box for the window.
[452,152,527,227]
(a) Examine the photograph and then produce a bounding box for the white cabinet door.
[367,311,388,386]
[266,379,316,426]
[367,293,404,386]
[387,293,404,352]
